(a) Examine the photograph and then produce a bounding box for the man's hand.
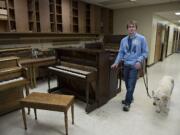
[135,62,141,70]
[111,63,119,69]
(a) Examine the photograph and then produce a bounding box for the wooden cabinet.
[78,1,85,33]
[56,0,62,32]
[39,0,50,32]
[0,0,113,34]
[27,0,35,32]
[85,3,90,33]
[14,0,28,32]
[62,0,70,33]
[49,0,55,32]
[0,0,8,32]
[6,0,16,31]
[101,8,113,34]
[91,5,101,34]
[27,0,41,32]
[0,0,8,20]
[71,0,79,33]
[48,0,62,32]
[6,0,29,32]
[35,0,41,32]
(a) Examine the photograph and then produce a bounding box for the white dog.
[152,76,174,113]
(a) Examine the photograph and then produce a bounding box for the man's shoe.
[123,104,130,112]
[122,100,126,104]
[122,99,134,104]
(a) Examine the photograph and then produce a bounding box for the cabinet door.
[91,5,101,34]
[39,0,50,32]
[154,23,163,63]
[14,0,28,32]
[101,8,109,34]
[101,8,113,34]
[62,0,71,33]
[78,1,85,33]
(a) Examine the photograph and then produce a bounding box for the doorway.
[154,23,164,63]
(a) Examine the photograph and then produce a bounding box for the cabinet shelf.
[56,0,61,5]
[85,4,91,33]
[71,0,79,33]
[10,20,16,31]
[35,0,39,11]
[72,1,78,8]
[8,0,14,8]
[56,6,61,14]
[49,0,62,32]
[49,4,54,12]
[0,0,6,9]
[27,0,41,32]
[49,0,54,3]
[7,0,16,31]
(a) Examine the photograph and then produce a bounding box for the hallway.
[0,53,180,135]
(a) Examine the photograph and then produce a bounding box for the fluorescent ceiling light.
[129,0,136,2]
[175,12,180,15]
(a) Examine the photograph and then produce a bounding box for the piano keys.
[0,56,29,115]
[49,66,87,79]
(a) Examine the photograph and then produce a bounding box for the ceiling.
[82,0,180,9]
[81,0,180,26]
[156,11,180,25]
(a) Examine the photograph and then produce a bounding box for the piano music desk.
[20,92,74,135]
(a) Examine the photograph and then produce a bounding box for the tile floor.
[0,53,180,135]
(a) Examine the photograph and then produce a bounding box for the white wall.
[113,1,180,65]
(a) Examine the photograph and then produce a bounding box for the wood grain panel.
[62,0,71,33]
[14,0,28,32]
[78,1,85,33]
[39,0,50,32]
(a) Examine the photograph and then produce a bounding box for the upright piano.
[0,56,29,115]
[0,47,32,59]
[48,47,111,113]
[0,47,56,88]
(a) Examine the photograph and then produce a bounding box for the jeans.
[123,65,138,105]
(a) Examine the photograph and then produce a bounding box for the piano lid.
[55,47,104,54]
[0,56,19,62]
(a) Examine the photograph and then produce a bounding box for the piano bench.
[20,92,74,135]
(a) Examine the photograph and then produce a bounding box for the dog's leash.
[141,60,152,98]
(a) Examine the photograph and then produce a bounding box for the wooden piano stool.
[20,92,74,135]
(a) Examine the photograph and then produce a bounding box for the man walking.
[111,20,149,111]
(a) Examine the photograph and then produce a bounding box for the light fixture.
[175,12,180,15]
[129,0,136,2]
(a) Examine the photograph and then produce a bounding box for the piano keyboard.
[49,67,86,78]
[56,65,91,75]
[0,77,24,85]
